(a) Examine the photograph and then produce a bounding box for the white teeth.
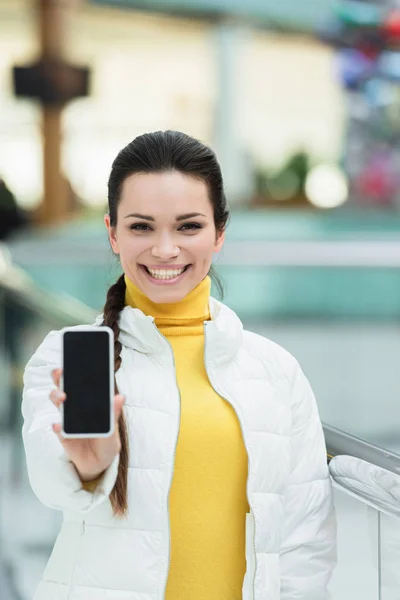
[146,267,186,280]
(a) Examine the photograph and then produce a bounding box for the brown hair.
[103,130,230,516]
[102,274,129,516]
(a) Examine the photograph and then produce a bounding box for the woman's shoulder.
[241,328,300,381]
[211,297,300,379]
[240,330,316,414]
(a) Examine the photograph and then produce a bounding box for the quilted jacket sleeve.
[279,361,337,600]
[21,330,120,513]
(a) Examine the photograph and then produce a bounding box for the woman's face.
[105,171,225,304]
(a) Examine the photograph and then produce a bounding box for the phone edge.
[60,325,115,439]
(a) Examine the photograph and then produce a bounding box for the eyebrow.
[125,213,154,221]
[176,212,206,221]
[124,212,206,221]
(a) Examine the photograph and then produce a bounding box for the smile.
[140,264,191,283]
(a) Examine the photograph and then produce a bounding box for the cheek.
[189,232,218,258]
[118,233,148,258]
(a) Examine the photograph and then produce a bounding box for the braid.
[102,274,129,517]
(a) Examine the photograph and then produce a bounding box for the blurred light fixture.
[305,164,349,208]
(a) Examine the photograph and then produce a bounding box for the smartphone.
[60,326,114,438]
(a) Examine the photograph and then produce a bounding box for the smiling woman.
[104,169,224,302]
[22,130,336,600]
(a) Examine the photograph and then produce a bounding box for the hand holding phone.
[50,368,125,482]
[49,326,125,482]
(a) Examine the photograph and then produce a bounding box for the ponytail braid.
[102,274,129,516]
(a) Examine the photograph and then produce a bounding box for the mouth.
[139,264,191,284]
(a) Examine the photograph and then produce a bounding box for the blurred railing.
[220,239,400,267]
[1,241,400,599]
[0,244,96,600]
[325,425,400,476]
[0,244,96,326]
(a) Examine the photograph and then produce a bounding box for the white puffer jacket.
[22,298,336,600]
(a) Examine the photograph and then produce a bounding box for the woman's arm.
[279,362,337,600]
[21,330,120,513]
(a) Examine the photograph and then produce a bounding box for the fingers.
[50,369,65,408]
[50,388,66,409]
[113,394,125,423]
[50,372,64,441]
[52,422,64,444]
[51,368,62,387]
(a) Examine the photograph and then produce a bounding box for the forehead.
[119,171,212,217]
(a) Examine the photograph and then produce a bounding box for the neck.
[124,275,211,336]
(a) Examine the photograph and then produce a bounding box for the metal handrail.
[329,455,400,520]
[0,243,97,326]
[325,423,400,519]
[324,423,400,476]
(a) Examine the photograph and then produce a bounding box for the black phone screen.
[63,330,112,435]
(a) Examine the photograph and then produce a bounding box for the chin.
[146,287,189,304]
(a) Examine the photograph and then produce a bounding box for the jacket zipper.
[204,322,257,600]
[151,324,182,600]
[152,321,256,599]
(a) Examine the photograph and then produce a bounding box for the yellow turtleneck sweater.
[125,275,249,600]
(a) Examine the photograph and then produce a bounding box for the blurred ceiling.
[91,0,335,32]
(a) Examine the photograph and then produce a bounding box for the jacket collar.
[95,297,243,366]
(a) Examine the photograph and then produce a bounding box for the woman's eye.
[130,223,152,231]
[179,222,202,231]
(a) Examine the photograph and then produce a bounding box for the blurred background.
[1,0,400,598]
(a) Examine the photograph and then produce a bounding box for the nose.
[151,232,180,260]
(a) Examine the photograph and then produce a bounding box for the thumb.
[52,422,64,444]
[113,394,125,423]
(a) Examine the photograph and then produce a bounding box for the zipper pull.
[81,521,85,535]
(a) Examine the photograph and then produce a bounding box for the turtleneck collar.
[124,275,211,336]
[95,294,243,365]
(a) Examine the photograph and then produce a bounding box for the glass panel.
[380,513,400,600]
[328,485,379,600]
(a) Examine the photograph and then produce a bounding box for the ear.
[214,229,225,254]
[104,214,119,254]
